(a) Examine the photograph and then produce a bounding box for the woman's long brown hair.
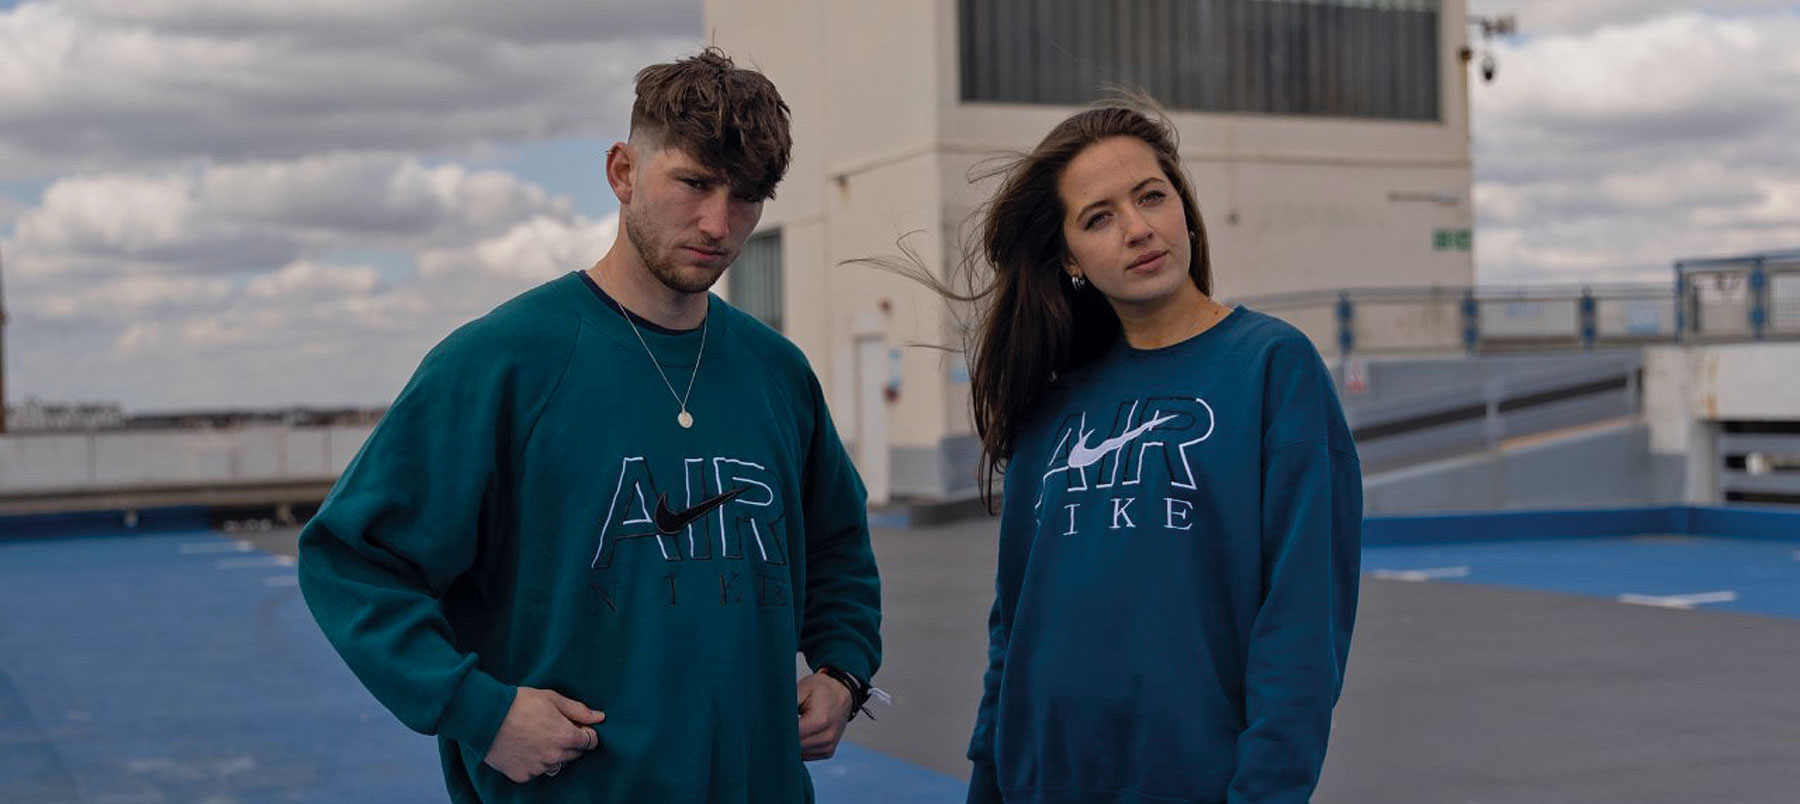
[963,104,1214,509]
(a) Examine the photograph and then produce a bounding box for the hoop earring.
[1069,274,1088,291]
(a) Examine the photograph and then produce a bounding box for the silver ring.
[544,762,563,778]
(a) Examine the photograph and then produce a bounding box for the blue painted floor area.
[813,743,966,803]
[1365,534,1800,619]
[0,531,961,803]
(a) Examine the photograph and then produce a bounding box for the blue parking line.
[1365,535,1800,619]
[0,531,960,803]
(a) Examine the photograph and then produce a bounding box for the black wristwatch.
[818,666,875,721]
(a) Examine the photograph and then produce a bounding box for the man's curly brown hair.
[630,48,792,202]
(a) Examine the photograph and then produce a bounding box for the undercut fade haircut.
[631,47,793,201]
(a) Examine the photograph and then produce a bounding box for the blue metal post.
[1336,292,1355,356]
[1461,288,1480,354]
[1748,258,1768,341]
[1673,267,1687,343]
[1579,288,1598,349]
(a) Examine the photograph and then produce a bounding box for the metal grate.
[959,0,1442,121]
[729,229,784,332]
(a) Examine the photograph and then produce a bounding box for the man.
[298,49,881,803]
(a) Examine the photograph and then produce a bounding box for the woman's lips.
[1127,250,1167,272]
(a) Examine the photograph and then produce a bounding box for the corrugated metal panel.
[958,0,1442,120]
[729,229,783,332]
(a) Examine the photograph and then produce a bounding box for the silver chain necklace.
[619,300,707,429]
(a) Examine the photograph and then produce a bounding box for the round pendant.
[677,410,694,429]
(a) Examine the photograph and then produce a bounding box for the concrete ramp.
[1363,418,1655,514]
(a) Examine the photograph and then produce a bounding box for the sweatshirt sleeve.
[795,372,883,684]
[966,457,1037,804]
[1229,343,1362,804]
[297,323,565,757]
[964,590,1008,804]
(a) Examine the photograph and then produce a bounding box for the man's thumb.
[550,691,606,724]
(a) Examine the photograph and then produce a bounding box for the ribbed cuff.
[967,761,1004,804]
[807,644,876,688]
[439,668,515,757]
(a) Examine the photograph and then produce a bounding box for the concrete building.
[707,0,1476,502]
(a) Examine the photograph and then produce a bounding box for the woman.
[960,105,1362,804]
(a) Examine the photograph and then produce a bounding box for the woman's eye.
[1140,190,1166,205]
[1083,211,1110,230]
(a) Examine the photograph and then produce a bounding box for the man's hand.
[797,671,854,761]
[484,687,605,783]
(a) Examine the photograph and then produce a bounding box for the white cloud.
[22,259,531,407]
[1468,0,1796,37]
[18,172,200,260]
[0,0,697,410]
[36,273,235,323]
[419,213,618,283]
[244,259,382,301]
[1471,8,1800,284]
[198,155,571,239]
[0,1,698,180]
[0,193,24,228]
[8,154,581,281]
[55,0,694,45]
[2,153,618,408]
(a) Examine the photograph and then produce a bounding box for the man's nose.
[696,189,731,240]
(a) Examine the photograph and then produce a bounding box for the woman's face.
[1056,136,1196,311]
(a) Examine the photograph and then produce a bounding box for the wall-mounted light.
[1467,13,1518,84]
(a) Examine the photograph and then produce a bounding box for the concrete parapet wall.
[0,425,374,494]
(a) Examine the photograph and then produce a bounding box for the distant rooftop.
[3,399,384,433]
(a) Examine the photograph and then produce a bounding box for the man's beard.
[624,206,729,295]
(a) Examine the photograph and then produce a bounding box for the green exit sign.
[1434,228,1473,252]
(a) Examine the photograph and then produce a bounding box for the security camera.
[1480,52,1496,83]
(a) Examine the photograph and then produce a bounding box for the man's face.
[622,143,765,295]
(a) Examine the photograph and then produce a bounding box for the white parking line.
[1369,565,1472,582]
[180,540,253,554]
[1618,590,1737,610]
[216,556,295,570]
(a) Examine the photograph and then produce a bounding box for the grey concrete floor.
[255,519,1800,803]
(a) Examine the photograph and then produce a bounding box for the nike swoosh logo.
[653,487,749,535]
[1066,413,1180,469]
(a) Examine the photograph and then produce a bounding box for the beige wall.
[707,0,1476,499]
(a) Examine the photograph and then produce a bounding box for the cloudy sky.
[1,1,1796,411]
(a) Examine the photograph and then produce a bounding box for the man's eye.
[683,178,708,190]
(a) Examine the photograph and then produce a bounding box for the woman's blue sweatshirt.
[967,307,1361,804]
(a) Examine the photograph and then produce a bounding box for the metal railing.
[1676,249,1800,343]
[1235,283,1678,357]
[1233,247,1800,358]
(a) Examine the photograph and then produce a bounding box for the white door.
[855,334,890,505]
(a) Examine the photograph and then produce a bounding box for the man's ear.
[605,142,635,205]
